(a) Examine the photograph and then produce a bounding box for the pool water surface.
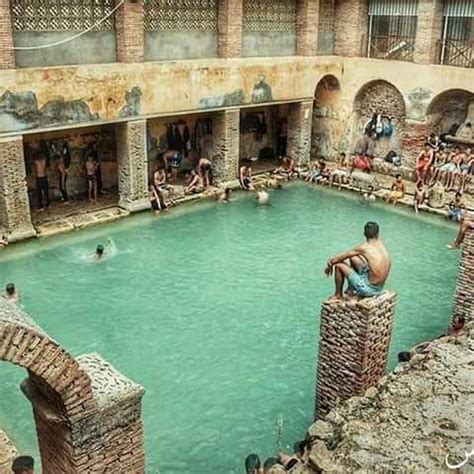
[0,184,459,473]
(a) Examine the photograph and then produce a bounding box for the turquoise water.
[0,184,459,473]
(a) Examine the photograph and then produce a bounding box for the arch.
[312,75,342,159]
[426,89,474,134]
[353,80,407,124]
[0,302,146,473]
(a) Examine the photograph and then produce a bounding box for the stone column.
[116,0,145,63]
[453,230,473,324]
[334,0,367,58]
[287,100,313,166]
[316,292,397,418]
[218,0,243,58]
[0,137,36,241]
[0,0,15,68]
[116,120,150,213]
[413,0,444,65]
[211,110,240,184]
[297,0,319,56]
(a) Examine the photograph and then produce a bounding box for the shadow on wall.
[311,75,341,159]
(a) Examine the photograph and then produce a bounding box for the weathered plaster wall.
[242,32,296,57]
[145,31,218,61]
[14,32,117,68]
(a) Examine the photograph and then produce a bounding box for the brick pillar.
[0,0,15,68]
[297,0,319,56]
[334,0,367,58]
[0,137,36,241]
[218,0,242,58]
[211,110,240,184]
[453,230,474,324]
[287,100,313,166]
[413,0,444,65]
[316,291,397,418]
[117,120,149,212]
[116,0,144,63]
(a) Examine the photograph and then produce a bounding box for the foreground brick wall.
[453,230,474,324]
[334,0,367,57]
[211,110,240,183]
[414,0,444,65]
[0,0,15,69]
[0,137,36,241]
[218,0,243,58]
[117,119,150,212]
[116,0,145,63]
[288,100,314,165]
[316,292,397,418]
[0,301,146,473]
[297,0,319,56]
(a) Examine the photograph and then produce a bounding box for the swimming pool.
[0,184,459,473]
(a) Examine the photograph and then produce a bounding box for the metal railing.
[437,39,474,68]
[363,34,415,62]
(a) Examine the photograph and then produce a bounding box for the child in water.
[94,239,115,259]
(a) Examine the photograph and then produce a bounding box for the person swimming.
[95,245,104,259]
[255,188,270,205]
[3,283,19,303]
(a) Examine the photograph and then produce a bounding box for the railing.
[437,39,474,68]
[362,34,415,62]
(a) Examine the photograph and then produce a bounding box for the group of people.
[28,141,103,210]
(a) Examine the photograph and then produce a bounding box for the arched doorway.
[352,80,406,160]
[311,75,341,160]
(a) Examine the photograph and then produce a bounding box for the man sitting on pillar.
[324,222,391,301]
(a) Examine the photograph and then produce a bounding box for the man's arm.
[328,245,365,266]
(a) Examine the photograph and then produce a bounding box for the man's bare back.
[355,240,391,286]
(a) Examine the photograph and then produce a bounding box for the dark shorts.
[240,177,251,189]
[151,200,159,211]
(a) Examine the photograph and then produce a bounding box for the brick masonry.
[116,0,145,63]
[413,0,444,65]
[0,0,15,69]
[453,230,473,324]
[218,0,243,58]
[211,109,240,184]
[316,291,397,418]
[334,0,367,57]
[296,0,319,56]
[0,137,36,241]
[288,100,314,166]
[0,301,145,473]
[117,120,150,212]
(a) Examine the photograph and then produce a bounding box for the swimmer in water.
[95,244,105,259]
[255,188,270,205]
[3,283,19,303]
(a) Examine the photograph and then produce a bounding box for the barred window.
[243,0,297,32]
[144,0,218,31]
[11,0,115,32]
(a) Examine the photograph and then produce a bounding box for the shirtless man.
[447,210,474,249]
[415,143,433,184]
[324,221,391,300]
[239,161,254,191]
[3,283,19,303]
[34,153,50,210]
[153,166,175,204]
[197,158,213,191]
[414,180,428,214]
[86,156,98,203]
[185,170,203,194]
[57,143,70,203]
[386,174,406,205]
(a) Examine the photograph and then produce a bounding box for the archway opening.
[311,75,341,160]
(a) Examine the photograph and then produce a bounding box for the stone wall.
[0,137,35,241]
[334,0,367,57]
[317,0,335,55]
[116,0,145,64]
[218,0,243,58]
[316,292,397,418]
[287,100,313,165]
[0,0,14,69]
[453,230,474,324]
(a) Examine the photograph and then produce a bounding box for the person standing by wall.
[57,141,71,203]
[33,152,50,210]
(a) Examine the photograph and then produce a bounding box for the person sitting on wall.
[440,146,462,191]
[185,170,204,195]
[239,161,254,191]
[153,166,175,205]
[415,143,434,184]
[11,456,35,474]
[308,160,330,184]
[384,150,401,167]
[413,180,428,214]
[429,148,448,186]
[33,152,50,211]
[459,148,473,193]
[353,154,372,173]
[446,192,464,222]
[448,315,466,337]
[281,156,298,180]
[3,283,19,303]
[305,160,319,183]
[85,155,99,204]
[386,174,406,205]
[197,158,213,191]
[148,181,167,214]
[330,152,352,188]
[278,439,310,471]
[324,221,391,301]
[267,172,283,189]
[447,208,474,249]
